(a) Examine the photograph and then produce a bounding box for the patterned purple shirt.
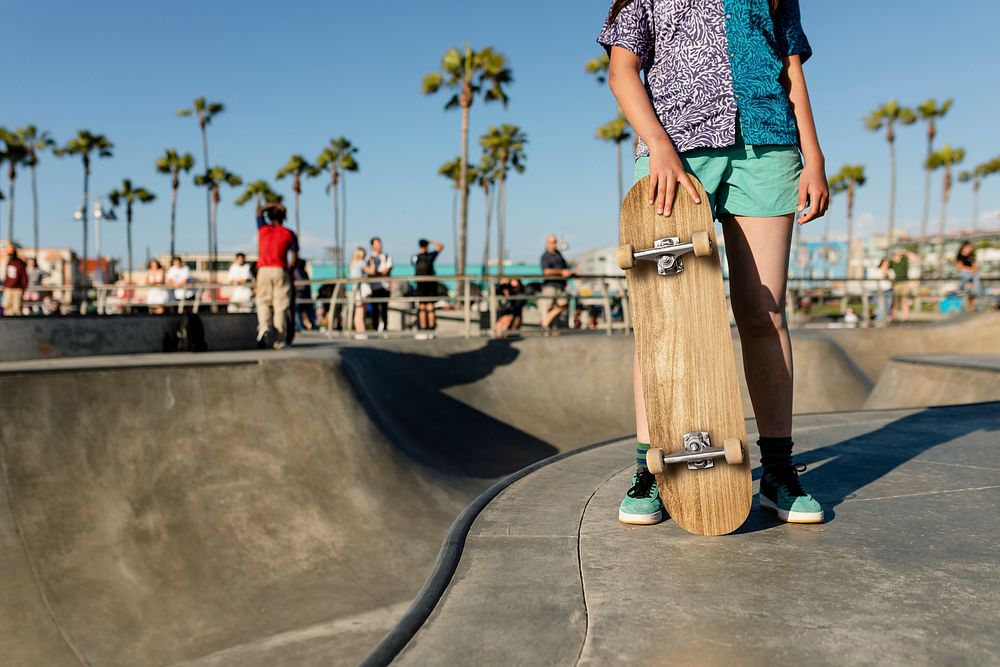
[597,0,811,156]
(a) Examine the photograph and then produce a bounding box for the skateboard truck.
[616,231,713,276]
[646,432,744,473]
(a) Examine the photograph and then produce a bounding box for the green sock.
[636,442,650,468]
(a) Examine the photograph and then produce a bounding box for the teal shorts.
[633,142,802,220]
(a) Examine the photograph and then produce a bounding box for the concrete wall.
[0,314,258,362]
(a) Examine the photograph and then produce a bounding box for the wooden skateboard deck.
[619,176,751,536]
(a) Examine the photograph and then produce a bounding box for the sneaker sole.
[760,495,824,523]
[618,509,662,525]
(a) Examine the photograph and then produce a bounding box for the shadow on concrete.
[736,402,1000,533]
[339,338,561,478]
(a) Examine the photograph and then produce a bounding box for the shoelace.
[768,463,809,497]
[627,467,656,499]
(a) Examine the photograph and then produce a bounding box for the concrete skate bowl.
[0,337,636,667]
[0,315,998,666]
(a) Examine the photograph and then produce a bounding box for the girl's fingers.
[662,176,678,216]
[655,174,669,215]
[648,175,657,205]
[677,173,701,205]
[797,184,808,213]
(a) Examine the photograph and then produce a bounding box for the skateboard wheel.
[691,231,712,257]
[616,244,636,270]
[723,438,744,465]
[646,448,666,474]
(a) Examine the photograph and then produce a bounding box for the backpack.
[164,314,207,352]
[414,252,435,276]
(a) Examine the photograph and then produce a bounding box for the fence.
[2,273,996,339]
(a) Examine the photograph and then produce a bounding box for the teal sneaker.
[760,464,824,523]
[618,467,663,525]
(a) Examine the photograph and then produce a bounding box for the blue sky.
[3,0,999,265]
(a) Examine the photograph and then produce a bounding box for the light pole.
[73,201,86,284]
[92,198,116,283]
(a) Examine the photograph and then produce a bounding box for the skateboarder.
[598,0,829,525]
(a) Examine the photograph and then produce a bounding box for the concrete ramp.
[865,355,1000,410]
[0,337,634,667]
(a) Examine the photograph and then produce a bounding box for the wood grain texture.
[621,176,751,536]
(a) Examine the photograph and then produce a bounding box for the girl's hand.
[647,145,700,216]
[796,160,829,224]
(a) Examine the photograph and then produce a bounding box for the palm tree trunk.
[458,104,470,277]
[938,170,949,272]
[31,165,39,257]
[616,140,623,210]
[971,181,980,231]
[887,134,897,253]
[294,188,301,238]
[8,170,16,245]
[340,174,348,277]
[82,166,90,283]
[480,185,493,281]
[126,205,134,289]
[169,186,178,260]
[918,136,933,272]
[497,176,507,280]
[451,188,458,267]
[200,123,215,301]
[331,174,340,277]
[846,184,856,280]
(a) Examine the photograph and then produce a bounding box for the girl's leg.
[722,212,824,523]
[721,213,794,437]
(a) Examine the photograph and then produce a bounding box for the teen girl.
[598,0,829,524]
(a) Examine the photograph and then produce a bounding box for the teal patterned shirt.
[598,0,812,154]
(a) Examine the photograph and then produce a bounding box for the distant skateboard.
[618,176,751,536]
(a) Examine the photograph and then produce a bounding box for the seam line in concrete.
[574,464,633,667]
[911,460,1000,472]
[0,442,91,666]
[358,434,634,667]
[842,484,1000,504]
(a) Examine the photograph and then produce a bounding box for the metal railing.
[2,273,996,338]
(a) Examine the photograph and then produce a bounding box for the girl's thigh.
[721,214,795,322]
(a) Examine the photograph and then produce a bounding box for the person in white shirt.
[227,253,254,313]
[364,237,393,332]
[165,256,194,302]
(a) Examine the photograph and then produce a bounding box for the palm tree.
[155,149,195,259]
[958,157,1000,232]
[0,129,30,246]
[14,126,56,256]
[276,154,319,237]
[585,52,610,85]
[914,99,953,269]
[315,138,359,276]
[235,179,283,207]
[54,130,113,277]
[193,166,242,289]
[108,179,156,285]
[596,112,632,210]
[423,45,512,276]
[864,100,916,253]
[828,165,867,279]
[178,97,225,275]
[926,144,965,271]
[479,124,527,279]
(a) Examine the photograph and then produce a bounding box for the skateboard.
[617,175,751,536]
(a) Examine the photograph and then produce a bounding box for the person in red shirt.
[255,202,299,348]
[3,246,28,317]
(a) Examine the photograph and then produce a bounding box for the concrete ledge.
[865,354,1000,410]
[387,404,1000,666]
[0,313,258,361]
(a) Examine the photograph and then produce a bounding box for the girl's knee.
[735,306,787,339]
